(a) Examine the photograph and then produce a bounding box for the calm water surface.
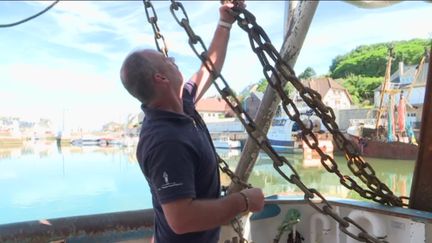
[0,141,415,225]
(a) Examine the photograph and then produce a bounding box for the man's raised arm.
[190,2,245,102]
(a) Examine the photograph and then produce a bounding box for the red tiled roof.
[303,78,343,96]
[196,97,228,112]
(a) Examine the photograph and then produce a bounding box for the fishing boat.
[346,123,419,160]
[268,113,333,154]
[346,48,424,160]
[1,1,432,243]
[70,137,101,146]
[213,136,242,149]
[267,115,301,153]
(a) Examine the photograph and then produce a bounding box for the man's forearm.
[195,24,231,101]
[208,24,231,73]
[162,192,245,234]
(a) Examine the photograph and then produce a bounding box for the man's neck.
[149,83,185,114]
[149,97,183,114]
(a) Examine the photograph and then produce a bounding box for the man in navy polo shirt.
[120,2,264,243]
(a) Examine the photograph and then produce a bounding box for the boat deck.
[2,196,432,243]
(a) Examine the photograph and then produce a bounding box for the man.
[120,2,264,243]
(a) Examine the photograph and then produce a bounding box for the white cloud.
[2,1,431,130]
[296,3,432,74]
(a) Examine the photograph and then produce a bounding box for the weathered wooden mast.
[409,48,432,212]
[375,47,394,134]
[229,1,319,193]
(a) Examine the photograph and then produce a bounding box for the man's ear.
[154,73,168,84]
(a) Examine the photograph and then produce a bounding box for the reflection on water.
[0,141,148,225]
[0,142,415,225]
[219,149,415,201]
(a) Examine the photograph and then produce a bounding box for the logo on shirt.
[163,172,169,184]
[158,171,183,191]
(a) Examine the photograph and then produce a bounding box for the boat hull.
[349,135,418,160]
[212,139,242,149]
[268,139,302,153]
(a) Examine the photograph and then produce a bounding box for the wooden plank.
[229,1,319,193]
[409,48,432,212]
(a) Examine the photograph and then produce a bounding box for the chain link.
[230,215,249,243]
[218,155,252,189]
[143,0,169,57]
[148,1,392,242]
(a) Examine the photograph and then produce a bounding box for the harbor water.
[0,141,415,225]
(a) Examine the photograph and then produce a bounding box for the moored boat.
[267,116,301,152]
[213,136,242,149]
[344,47,424,160]
[347,132,418,160]
[70,137,100,146]
[268,114,334,154]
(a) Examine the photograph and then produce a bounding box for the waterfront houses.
[296,77,353,111]
[196,96,235,122]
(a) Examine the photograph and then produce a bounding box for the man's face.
[140,50,184,99]
[155,52,184,91]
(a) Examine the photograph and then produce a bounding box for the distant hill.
[329,38,430,79]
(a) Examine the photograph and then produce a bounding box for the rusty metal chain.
[218,155,252,190]
[230,215,249,243]
[167,1,254,241]
[167,1,391,242]
[230,6,407,207]
[143,0,169,57]
[144,1,251,241]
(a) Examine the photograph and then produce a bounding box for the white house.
[293,77,353,112]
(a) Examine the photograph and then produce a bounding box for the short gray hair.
[120,50,157,105]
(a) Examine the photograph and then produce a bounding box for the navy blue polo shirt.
[137,81,221,243]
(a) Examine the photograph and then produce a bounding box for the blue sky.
[1,1,431,131]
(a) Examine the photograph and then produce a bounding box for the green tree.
[255,78,295,96]
[256,78,267,92]
[341,75,383,106]
[329,38,430,79]
[298,67,316,80]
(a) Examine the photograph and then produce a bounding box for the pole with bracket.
[409,47,432,212]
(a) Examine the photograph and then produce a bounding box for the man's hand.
[240,188,264,212]
[219,1,246,24]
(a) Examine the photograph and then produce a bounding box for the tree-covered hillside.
[329,38,430,105]
[330,39,430,79]
[243,39,429,106]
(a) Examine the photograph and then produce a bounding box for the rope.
[0,1,60,28]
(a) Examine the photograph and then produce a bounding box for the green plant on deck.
[273,209,301,243]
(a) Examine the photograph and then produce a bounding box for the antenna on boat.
[375,46,394,137]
